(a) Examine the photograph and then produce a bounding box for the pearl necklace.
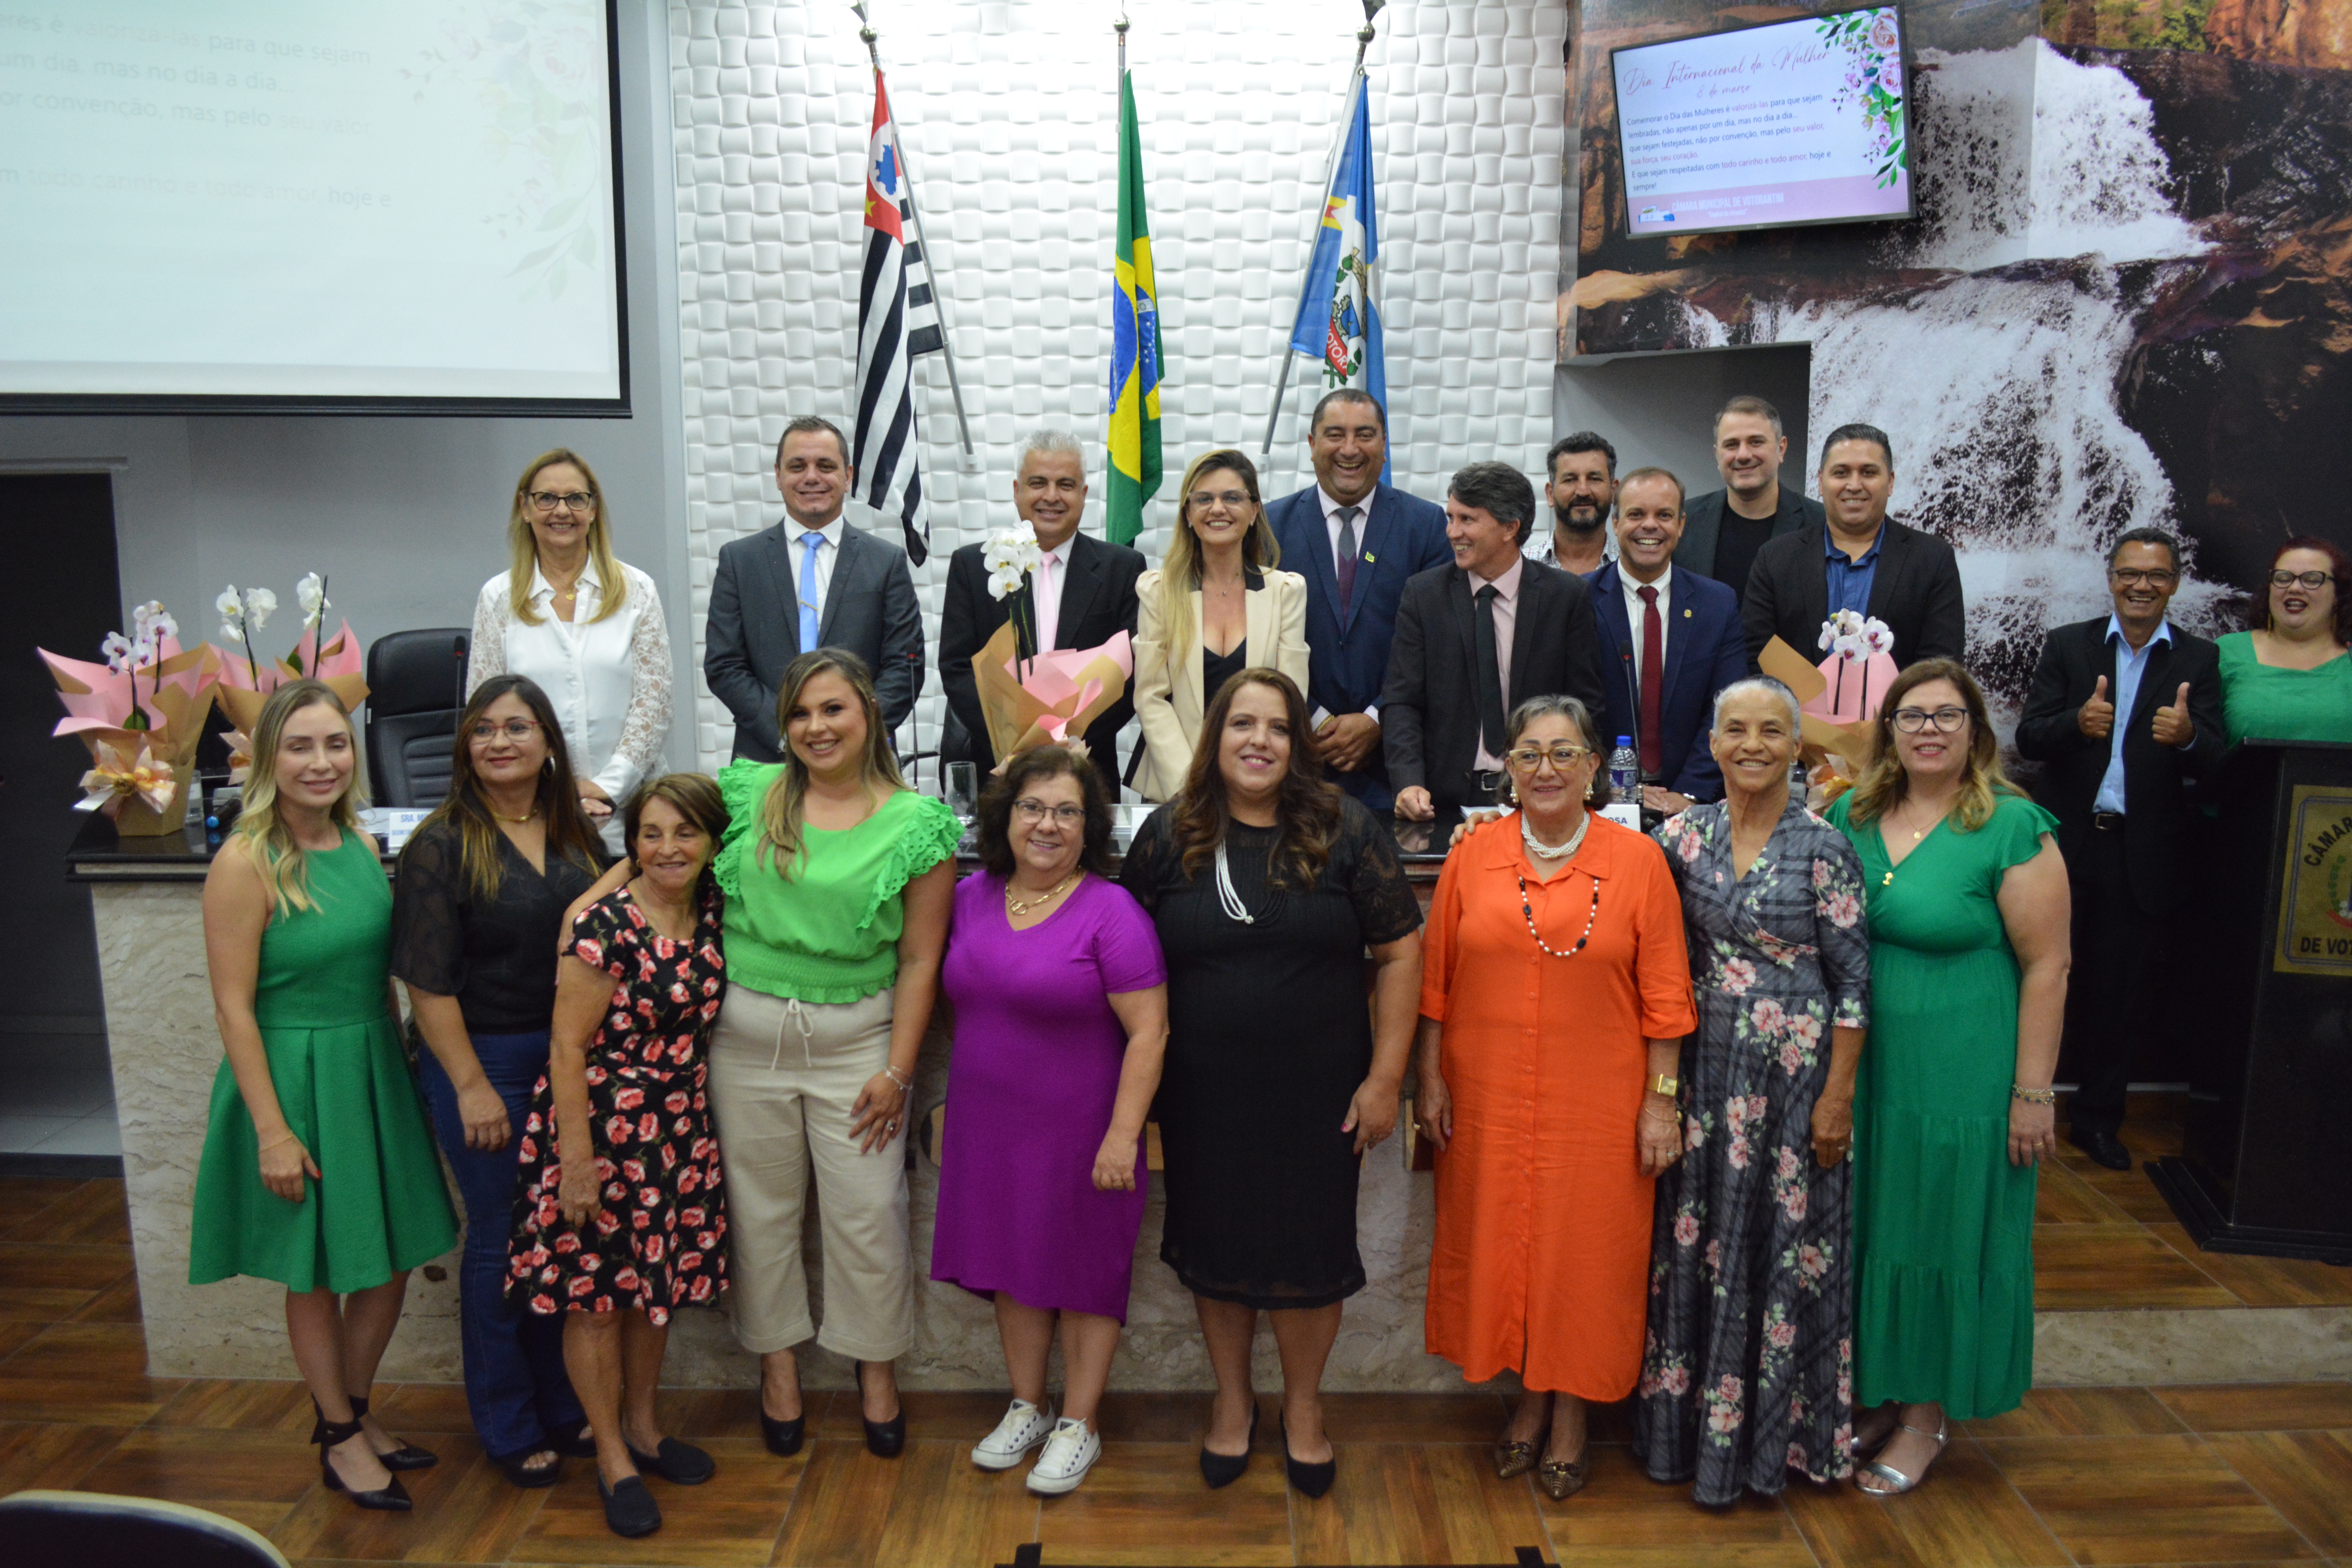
[1005,871,1078,918]
[1521,809,1590,862]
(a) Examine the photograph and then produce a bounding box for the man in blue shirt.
[2015,529,2225,1169]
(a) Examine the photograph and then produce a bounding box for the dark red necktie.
[1637,584,1664,777]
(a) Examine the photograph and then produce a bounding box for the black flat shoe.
[853,1360,907,1459]
[1280,1412,1336,1499]
[1199,1401,1260,1490]
[2069,1126,2132,1171]
[761,1410,806,1457]
[597,1472,663,1539]
[546,1417,601,1459]
[315,1415,414,1512]
[315,1396,437,1473]
[626,1435,715,1485]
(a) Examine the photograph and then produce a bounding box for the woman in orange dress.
[1415,694,1696,1501]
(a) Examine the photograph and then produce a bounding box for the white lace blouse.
[467,558,673,815]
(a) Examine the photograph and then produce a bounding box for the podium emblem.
[2275,784,2352,975]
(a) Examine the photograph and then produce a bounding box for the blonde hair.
[231,679,368,913]
[506,448,625,627]
[1153,449,1281,670]
[757,650,907,877]
[1841,657,2021,833]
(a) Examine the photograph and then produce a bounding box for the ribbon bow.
[77,739,180,818]
[224,728,254,786]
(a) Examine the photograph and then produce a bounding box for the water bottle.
[1609,735,1641,802]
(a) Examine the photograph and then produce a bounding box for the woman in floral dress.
[1633,679,1871,1505]
[508,775,730,1539]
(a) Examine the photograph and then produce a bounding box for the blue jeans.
[416,1029,584,1460]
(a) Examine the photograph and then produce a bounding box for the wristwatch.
[1651,1074,1680,1097]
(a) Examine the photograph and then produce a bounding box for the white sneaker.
[1025,1416,1101,1495]
[972,1398,1055,1470]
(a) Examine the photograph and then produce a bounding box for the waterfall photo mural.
[1564,0,2352,720]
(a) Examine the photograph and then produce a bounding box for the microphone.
[453,635,468,717]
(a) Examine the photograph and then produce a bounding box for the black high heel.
[327,1395,437,1472]
[314,1413,413,1511]
[853,1359,906,1459]
[1280,1411,1336,1499]
[1199,1400,1259,1489]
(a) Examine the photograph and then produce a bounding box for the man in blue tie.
[1263,390,1451,809]
[704,416,924,762]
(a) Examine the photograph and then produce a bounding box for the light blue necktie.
[797,532,824,652]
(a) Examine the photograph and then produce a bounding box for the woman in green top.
[1825,659,2071,1497]
[2217,537,2352,745]
[189,679,459,1513]
[709,649,959,1461]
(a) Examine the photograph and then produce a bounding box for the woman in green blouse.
[2217,537,2352,746]
[709,650,960,1461]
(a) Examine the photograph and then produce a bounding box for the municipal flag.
[1106,68,1163,549]
[853,69,931,564]
[1288,79,1388,480]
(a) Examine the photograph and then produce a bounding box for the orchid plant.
[982,528,1046,673]
[1817,608,1895,663]
[101,601,180,731]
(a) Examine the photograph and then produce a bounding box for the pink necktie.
[1035,555,1058,652]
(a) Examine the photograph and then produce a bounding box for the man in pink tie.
[938,431,1148,796]
[1579,469,1750,818]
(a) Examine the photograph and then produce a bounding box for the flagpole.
[853,3,975,460]
[1260,1,1384,458]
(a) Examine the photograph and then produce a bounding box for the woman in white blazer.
[468,448,673,853]
[1133,449,1309,802]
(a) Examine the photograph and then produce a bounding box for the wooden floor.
[4,1116,2350,1568]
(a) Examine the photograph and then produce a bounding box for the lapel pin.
[1683,607,1692,618]
[1363,552,1376,563]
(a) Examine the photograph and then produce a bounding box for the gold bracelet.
[258,1131,299,1152]
[2010,1084,2056,1105]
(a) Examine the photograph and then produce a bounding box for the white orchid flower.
[147,609,177,646]
[987,564,1027,601]
[216,586,244,628]
[296,572,328,619]
[245,586,277,627]
[101,632,135,673]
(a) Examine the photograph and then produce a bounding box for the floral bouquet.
[1808,610,1898,728]
[982,528,1046,675]
[39,600,222,835]
[973,625,1133,766]
[1755,630,1883,798]
[212,572,369,739]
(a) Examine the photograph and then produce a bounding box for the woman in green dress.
[1825,659,2071,1496]
[2216,537,2352,746]
[190,679,460,1512]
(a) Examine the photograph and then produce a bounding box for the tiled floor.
[2,1174,2348,1567]
[0,1033,120,1158]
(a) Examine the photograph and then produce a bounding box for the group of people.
[185,402,2352,1533]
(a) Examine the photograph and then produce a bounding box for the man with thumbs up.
[2017,530,2225,1169]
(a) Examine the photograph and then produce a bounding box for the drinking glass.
[946,761,979,824]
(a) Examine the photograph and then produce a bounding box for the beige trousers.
[706,982,913,1360]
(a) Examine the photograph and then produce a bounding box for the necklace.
[1005,871,1078,917]
[489,803,538,825]
[1521,809,1590,862]
[1214,840,1255,924]
[1518,871,1601,959]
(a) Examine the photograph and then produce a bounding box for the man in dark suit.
[704,416,924,762]
[938,431,1146,795]
[1675,394,1820,595]
[1741,423,1965,672]
[1383,462,1610,819]
[1264,389,1450,811]
[1584,468,1749,813]
[2016,528,2224,1170]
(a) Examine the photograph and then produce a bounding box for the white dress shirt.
[793,516,845,619]
[1310,486,1378,728]
[469,557,673,851]
[1033,537,1073,652]
[1621,562,1675,688]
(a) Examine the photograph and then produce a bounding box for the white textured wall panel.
[671,0,1566,767]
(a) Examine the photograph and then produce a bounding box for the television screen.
[0,0,627,414]
[1610,5,1913,240]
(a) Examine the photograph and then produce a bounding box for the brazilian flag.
[1106,69,1163,548]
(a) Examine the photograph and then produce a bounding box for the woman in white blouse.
[469,449,673,851]
[1132,449,1309,802]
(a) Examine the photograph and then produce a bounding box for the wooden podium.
[2148,739,2352,1263]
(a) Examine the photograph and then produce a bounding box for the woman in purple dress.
[931,744,1169,1496]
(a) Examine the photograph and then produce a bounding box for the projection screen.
[0,0,627,413]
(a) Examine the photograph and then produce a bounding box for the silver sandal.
[1856,1416,1948,1496]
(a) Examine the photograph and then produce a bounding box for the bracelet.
[884,1064,912,1091]
[2011,1084,2056,1105]
[258,1131,299,1152]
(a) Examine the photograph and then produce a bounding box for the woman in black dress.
[1118,668,1422,1497]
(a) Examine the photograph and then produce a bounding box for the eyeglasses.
[468,719,543,743]
[2109,568,2177,587]
[1187,490,1252,512]
[527,490,597,514]
[1504,744,1593,771]
[1890,706,1970,734]
[2270,569,2336,589]
[1011,799,1087,826]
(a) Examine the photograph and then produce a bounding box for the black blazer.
[938,531,1147,796]
[703,518,924,761]
[1675,485,1820,586]
[1379,557,1610,811]
[1742,517,1966,672]
[2015,616,2225,913]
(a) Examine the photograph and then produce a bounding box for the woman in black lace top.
[1118,669,1422,1498]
